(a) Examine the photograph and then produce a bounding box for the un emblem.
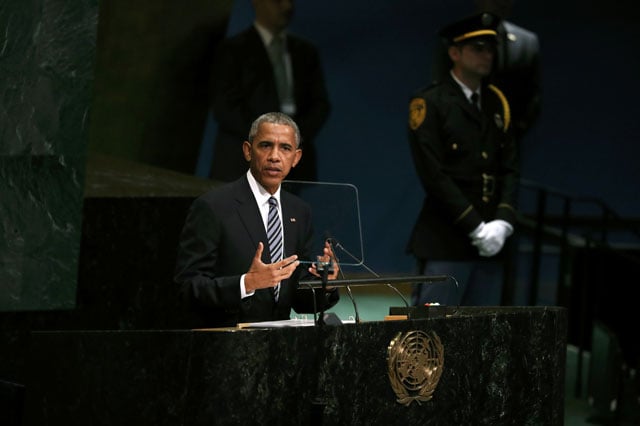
[387,330,444,406]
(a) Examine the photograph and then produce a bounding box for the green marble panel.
[0,0,98,311]
[0,155,84,310]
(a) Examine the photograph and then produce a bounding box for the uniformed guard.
[407,12,519,307]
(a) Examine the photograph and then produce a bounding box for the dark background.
[0,2,637,421]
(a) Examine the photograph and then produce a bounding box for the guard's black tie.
[470,92,480,110]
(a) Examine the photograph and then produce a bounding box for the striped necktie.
[267,197,283,301]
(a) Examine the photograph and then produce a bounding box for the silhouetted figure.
[209,0,330,183]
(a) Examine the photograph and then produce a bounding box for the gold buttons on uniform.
[452,143,458,150]
[482,173,495,203]
[481,151,488,159]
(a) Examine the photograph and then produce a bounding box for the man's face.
[451,39,495,78]
[243,122,301,194]
[253,0,294,34]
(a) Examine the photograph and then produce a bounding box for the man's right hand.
[244,242,299,293]
[469,220,513,257]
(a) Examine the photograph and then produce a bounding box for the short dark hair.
[248,112,302,148]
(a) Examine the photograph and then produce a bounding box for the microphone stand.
[302,238,457,319]
[311,256,332,425]
[316,262,329,326]
[327,239,360,324]
[343,284,360,324]
[333,240,410,309]
[305,239,455,324]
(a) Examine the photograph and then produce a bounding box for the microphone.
[328,236,410,309]
[325,236,360,324]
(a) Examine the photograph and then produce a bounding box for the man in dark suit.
[431,0,541,142]
[175,112,339,327]
[209,0,330,183]
[407,13,519,307]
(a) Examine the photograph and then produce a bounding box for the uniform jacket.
[209,26,331,182]
[174,175,338,327]
[407,74,519,260]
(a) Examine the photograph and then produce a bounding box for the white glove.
[470,220,513,257]
[469,221,494,256]
[468,221,486,239]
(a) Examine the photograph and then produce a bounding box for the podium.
[23,306,567,425]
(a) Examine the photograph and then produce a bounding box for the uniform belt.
[448,174,499,202]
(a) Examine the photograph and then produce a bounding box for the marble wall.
[0,0,98,311]
[0,0,232,312]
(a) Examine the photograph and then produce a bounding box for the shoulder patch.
[409,98,427,130]
[488,84,511,132]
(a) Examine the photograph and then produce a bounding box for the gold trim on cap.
[453,29,497,43]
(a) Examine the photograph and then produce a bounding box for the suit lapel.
[246,27,281,111]
[248,27,273,71]
[287,36,301,101]
[278,191,301,305]
[234,177,271,263]
[280,191,298,259]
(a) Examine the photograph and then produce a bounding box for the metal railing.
[515,178,640,305]
[513,178,640,399]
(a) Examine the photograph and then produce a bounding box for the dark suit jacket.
[174,175,338,327]
[430,20,541,141]
[407,75,519,261]
[209,26,331,182]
